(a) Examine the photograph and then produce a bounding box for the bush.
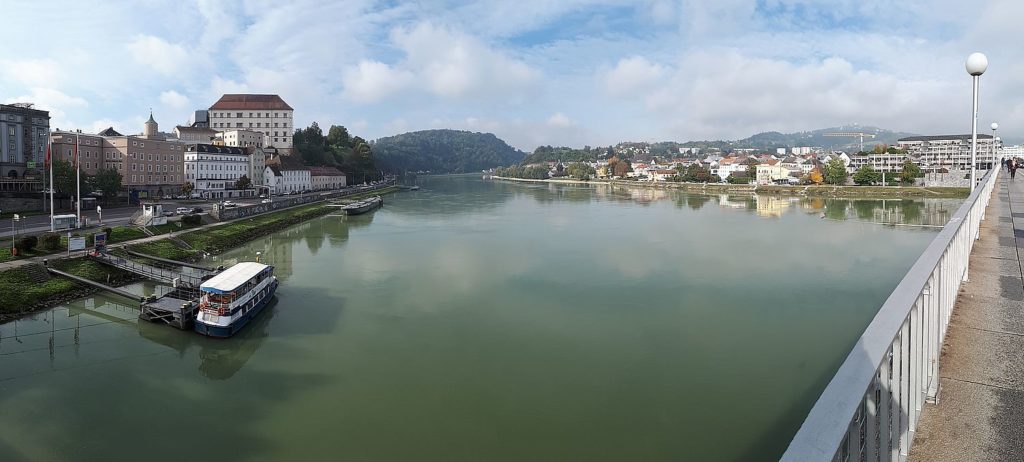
[103,227,113,238]
[181,214,202,226]
[16,235,38,252]
[40,233,61,251]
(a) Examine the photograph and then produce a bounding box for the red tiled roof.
[209,94,293,111]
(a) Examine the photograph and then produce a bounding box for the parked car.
[175,207,192,215]
[191,207,204,213]
[174,195,188,200]
[222,201,238,208]
[162,210,175,217]
[259,194,268,199]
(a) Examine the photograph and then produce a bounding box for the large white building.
[897,134,999,171]
[208,94,294,150]
[184,144,255,199]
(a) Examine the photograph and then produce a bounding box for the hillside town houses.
[527,133,1005,187]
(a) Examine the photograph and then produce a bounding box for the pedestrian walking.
[1011,158,1018,180]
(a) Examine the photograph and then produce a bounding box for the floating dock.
[48,251,223,330]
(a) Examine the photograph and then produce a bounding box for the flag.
[44,140,51,167]
[73,139,79,167]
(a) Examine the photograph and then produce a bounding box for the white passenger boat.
[195,262,278,338]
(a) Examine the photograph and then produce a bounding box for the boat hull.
[343,197,383,215]
[195,279,279,338]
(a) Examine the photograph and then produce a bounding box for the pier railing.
[781,167,999,462]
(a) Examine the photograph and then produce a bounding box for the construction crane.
[823,132,878,152]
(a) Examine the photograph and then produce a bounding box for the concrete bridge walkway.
[910,175,1024,461]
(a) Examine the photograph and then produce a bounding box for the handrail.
[781,167,1000,461]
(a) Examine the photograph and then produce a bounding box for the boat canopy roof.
[200,262,271,294]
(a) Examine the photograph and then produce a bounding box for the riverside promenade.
[909,175,1024,461]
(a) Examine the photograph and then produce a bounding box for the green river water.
[0,176,958,461]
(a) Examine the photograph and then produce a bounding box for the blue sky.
[2,0,1021,150]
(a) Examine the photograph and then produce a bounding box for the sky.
[2,0,1022,151]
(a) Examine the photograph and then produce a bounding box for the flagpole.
[48,134,54,231]
[75,133,81,228]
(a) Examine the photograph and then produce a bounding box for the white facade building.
[264,164,310,193]
[218,129,264,148]
[310,166,347,190]
[208,94,294,149]
[184,144,254,199]
[897,134,998,171]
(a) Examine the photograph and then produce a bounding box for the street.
[0,185,384,239]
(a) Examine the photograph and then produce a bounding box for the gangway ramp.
[89,253,209,289]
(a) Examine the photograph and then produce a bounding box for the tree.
[823,158,848,185]
[90,167,122,202]
[852,165,882,186]
[613,159,632,178]
[745,162,758,179]
[326,125,351,147]
[181,181,194,196]
[565,162,596,180]
[809,167,824,185]
[234,175,252,190]
[683,164,712,183]
[899,160,921,185]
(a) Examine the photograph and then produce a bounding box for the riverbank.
[0,186,398,320]
[489,176,970,198]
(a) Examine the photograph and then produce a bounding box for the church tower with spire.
[143,110,158,138]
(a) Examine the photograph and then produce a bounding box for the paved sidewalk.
[910,175,1024,461]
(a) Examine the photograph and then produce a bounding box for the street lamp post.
[12,214,19,254]
[966,52,988,191]
[991,122,1000,165]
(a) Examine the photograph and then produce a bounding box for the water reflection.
[483,177,959,226]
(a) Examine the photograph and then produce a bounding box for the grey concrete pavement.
[910,174,1024,461]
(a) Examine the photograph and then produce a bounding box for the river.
[0,176,959,461]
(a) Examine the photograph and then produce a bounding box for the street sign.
[69,237,86,251]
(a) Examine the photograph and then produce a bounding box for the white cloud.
[341,22,540,104]
[603,56,666,97]
[1,58,63,87]
[126,35,189,76]
[159,90,189,109]
[7,88,89,129]
[547,112,572,127]
[341,60,414,103]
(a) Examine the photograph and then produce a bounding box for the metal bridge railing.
[781,167,1000,462]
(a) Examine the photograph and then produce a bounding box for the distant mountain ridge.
[680,126,919,152]
[371,129,525,173]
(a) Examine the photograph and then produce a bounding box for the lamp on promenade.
[991,122,1000,164]
[966,52,988,191]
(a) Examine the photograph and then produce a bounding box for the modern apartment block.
[208,94,294,150]
[0,103,50,179]
[897,134,998,170]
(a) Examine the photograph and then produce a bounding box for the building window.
[236,113,242,118]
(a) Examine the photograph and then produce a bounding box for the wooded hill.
[371,129,525,173]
